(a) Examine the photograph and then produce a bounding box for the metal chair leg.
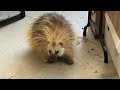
[0,11,25,28]
[99,11,108,63]
[83,11,91,37]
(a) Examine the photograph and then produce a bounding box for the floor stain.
[83,67,86,69]
[94,70,98,73]
[94,54,99,56]
[76,41,80,45]
[98,56,103,58]
[88,51,90,53]
[87,62,89,65]
[90,67,93,68]
[77,36,81,39]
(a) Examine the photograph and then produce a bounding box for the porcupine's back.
[27,12,75,59]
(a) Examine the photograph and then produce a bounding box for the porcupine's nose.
[49,50,52,54]
[49,50,59,55]
[55,50,59,55]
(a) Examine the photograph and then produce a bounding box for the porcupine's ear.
[59,42,63,47]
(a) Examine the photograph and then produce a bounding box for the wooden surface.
[107,11,120,39]
[105,12,120,77]
[105,19,120,77]
[105,12,120,53]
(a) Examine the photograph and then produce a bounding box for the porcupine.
[27,12,75,65]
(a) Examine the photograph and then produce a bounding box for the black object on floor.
[83,11,108,63]
[0,11,25,28]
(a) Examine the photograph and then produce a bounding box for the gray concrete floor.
[0,11,119,79]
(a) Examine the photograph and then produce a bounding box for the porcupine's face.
[47,42,64,57]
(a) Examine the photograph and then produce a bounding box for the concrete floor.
[0,11,119,79]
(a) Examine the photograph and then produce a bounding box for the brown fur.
[27,12,75,64]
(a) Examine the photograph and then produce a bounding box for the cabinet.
[104,11,120,77]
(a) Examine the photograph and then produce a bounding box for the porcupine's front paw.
[47,56,55,63]
[47,59,54,63]
[65,58,74,65]
[47,54,58,63]
[61,54,74,65]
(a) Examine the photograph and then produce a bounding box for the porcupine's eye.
[49,50,52,54]
[59,42,63,47]
[55,50,59,54]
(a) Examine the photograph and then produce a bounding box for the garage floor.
[0,11,119,79]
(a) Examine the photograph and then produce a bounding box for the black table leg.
[83,11,108,63]
[0,11,25,28]
[20,11,25,18]
[99,11,108,63]
[83,11,91,36]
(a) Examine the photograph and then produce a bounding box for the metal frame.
[83,11,108,63]
[0,11,25,28]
